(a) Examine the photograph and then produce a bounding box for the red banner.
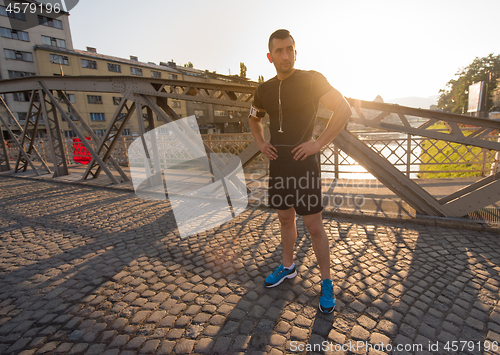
[72,137,92,164]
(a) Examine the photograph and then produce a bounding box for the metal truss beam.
[0,96,50,175]
[1,77,499,219]
[0,76,256,109]
[132,96,162,187]
[15,90,41,173]
[437,171,500,216]
[54,91,130,182]
[442,178,500,217]
[38,89,69,177]
[348,98,500,130]
[14,91,52,174]
[346,98,500,151]
[0,120,10,172]
[333,130,453,216]
[137,94,248,196]
[81,98,134,181]
[1,115,41,175]
[37,81,120,184]
[0,111,41,175]
[238,142,261,168]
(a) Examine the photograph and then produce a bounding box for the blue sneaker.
[319,279,335,314]
[265,263,297,288]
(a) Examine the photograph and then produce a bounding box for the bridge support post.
[0,119,10,172]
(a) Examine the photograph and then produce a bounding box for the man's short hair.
[268,29,295,53]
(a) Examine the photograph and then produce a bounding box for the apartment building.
[1,0,253,141]
[0,0,73,131]
[172,64,254,134]
[34,45,188,138]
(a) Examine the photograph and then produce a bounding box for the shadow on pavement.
[0,176,499,355]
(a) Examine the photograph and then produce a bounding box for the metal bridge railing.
[4,129,498,179]
[1,76,500,219]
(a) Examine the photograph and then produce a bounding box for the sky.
[68,0,500,102]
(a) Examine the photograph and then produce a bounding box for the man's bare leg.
[302,211,331,280]
[276,207,297,268]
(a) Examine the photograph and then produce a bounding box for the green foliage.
[418,123,494,178]
[184,62,194,68]
[437,53,500,114]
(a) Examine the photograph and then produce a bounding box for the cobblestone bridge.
[0,176,500,354]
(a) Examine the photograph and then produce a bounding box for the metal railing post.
[407,133,411,177]
[334,144,339,181]
[481,148,487,176]
[491,136,500,175]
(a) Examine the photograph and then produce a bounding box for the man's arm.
[249,110,278,160]
[315,88,352,147]
[292,88,352,161]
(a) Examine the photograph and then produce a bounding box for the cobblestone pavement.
[1,176,500,355]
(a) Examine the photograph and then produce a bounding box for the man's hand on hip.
[292,140,321,161]
[258,141,278,160]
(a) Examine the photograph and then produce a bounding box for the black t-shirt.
[253,69,334,147]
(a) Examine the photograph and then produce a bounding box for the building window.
[194,110,205,117]
[130,67,142,76]
[90,113,105,121]
[0,6,26,20]
[0,27,29,41]
[38,15,63,29]
[214,110,225,116]
[87,95,103,104]
[168,74,178,80]
[17,112,27,122]
[57,92,75,103]
[122,129,131,136]
[81,59,97,69]
[151,71,161,79]
[50,54,69,65]
[65,130,77,138]
[8,70,35,79]
[112,97,122,105]
[4,49,33,62]
[41,35,66,48]
[63,114,78,121]
[13,92,31,102]
[107,63,121,73]
[94,129,105,137]
[171,101,181,108]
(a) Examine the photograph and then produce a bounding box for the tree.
[184,62,194,68]
[240,62,247,78]
[438,54,500,114]
[258,75,265,83]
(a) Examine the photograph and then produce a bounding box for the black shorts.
[268,147,323,216]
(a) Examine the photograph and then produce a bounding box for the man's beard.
[278,61,293,73]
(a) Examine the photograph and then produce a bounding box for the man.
[248,29,352,314]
